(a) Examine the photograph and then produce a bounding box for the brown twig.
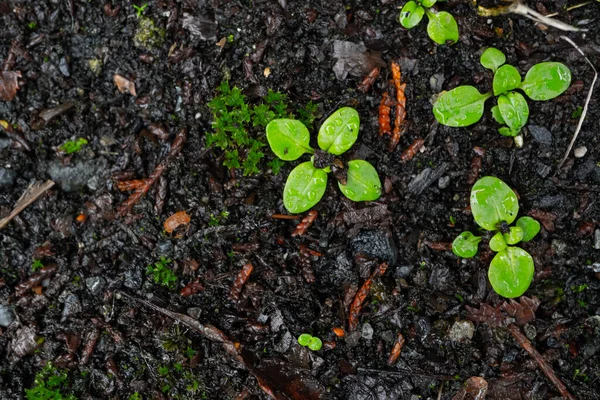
[230,263,254,302]
[292,210,318,236]
[357,67,380,93]
[348,262,388,331]
[378,92,392,136]
[0,180,55,229]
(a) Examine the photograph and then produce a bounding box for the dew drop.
[307,191,317,201]
[325,126,335,134]
[335,118,343,126]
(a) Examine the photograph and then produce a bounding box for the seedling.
[146,256,177,289]
[133,3,149,18]
[297,333,323,351]
[25,362,76,400]
[433,47,571,137]
[452,176,541,298]
[59,138,88,154]
[267,107,381,213]
[399,0,458,45]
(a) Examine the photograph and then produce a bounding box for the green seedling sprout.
[146,256,177,289]
[59,138,88,154]
[398,0,458,45]
[433,47,571,138]
[297,333,322,351]
[133,3,149,18]
[452,176,541,298]
[266,107,381,213]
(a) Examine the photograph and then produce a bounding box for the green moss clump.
[134,17,165,50]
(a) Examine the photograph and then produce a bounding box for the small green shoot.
[267,107,381,213]
[59,138,88,154]
[146,256,177,289]
[297,333,322,351]
[128,393,142,400]
[452,176,541,298]
[433,47,571,138]
[32,259,44,272]
[399,0,458,45]
[133,3,149,18]
[25,363,76,400]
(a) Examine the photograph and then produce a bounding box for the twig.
[475,0,586,32]
[556,36,598,171]
[545,1,594,18]
[507,324,575,399]
[0,180,55,229]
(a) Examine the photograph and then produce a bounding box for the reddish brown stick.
[292,210,318,236]
[357,67,380,93]
[400,138,424,162]
[230,263,254,301]
[378,92,392,136]
[348,262,388,331]
[387,333,405,365]
[507,324,574,400]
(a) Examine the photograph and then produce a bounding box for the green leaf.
[338,160,381,202]
[489,232,507,252]
[420,0,437,7]
[503,226,524,245]
[497,91,529,131]
[488,246,534,298]
[493,64,521,96]
[283,162,327,214]
[519,62,571,101]
[298,334,312,346]
[490,105,505,124]
[516,216,540,242]
[498,127,519,137]
[266,119,312,161]
[470,176,519,231]
[318,107,360,155]
[480,47,506,73]
[452,231,481,258]
[426,10,458,45]
[308,337,323,351]
[399,1,425,29]
[433,86,491,127]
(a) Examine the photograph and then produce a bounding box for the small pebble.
[438,176,450,189]
[0,305,15,327]
[448,320,474,343]
[574,146,587,158]
[361,323,374,340]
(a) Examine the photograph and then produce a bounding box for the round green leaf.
[488,247,534,298]
[338,160,381,202]
[307,337,322,351]
[433,86,491,127]
[519,62,571,101]
[490,105,505,125]
[452,231,481,258]
[489,232,507,252]
[503,226,524,245]
[399,1,425,29]
[498,127,519,137]
[298,334,312,347]
[480,47,506,73]
[318,107,359,155]
[497,91,529,131]
[283,162,327,214]
[493,64,521,96]
[266,119,312,161]
[420,0,437,8]
[470,176,519,231]
[426,10,458,45]
[516,216,540,242]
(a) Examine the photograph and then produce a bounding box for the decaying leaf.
[114,74,137,96]
[0,71,22,101]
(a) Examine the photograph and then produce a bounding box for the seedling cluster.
[433,47,571,137]
[267,107,381,213]
[399,0,458,45]
[146,256,177,289]
[297,333,323,351]
[452,176,541,298]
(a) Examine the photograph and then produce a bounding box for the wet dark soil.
[1,0,600,399]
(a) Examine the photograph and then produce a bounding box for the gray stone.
[48,159,107,192]
[11,326,38,357]
[155,241,173,257]
[536,163,551,178]
[0,304,15,327]
[61,294,82,322]
[124,267,142,289]
[523,324,537,340]
[428,265,454,292]
[430,73,445,92]
[0,168,16,189]
[349,230,398,267]
[438,175,450,189]
[528,125,552,145]
[187,307,202,319]
[594,229,600,250]
[395,265,414,279]
[448,320,474,343]
[85,276,106,296]
[408,163,449,195]
[345,331,361,347]
[361,323,374,340]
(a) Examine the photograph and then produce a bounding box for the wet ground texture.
[1,0,600,399]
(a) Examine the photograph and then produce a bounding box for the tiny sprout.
[398,0,458,45]
[133,3,149,18]
[433,47,571,138]
[452,176,540,298]
[297,333,322,351]
[59,138,88,154]
[267,107,381,214]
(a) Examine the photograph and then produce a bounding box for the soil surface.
[1,0,600,399]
